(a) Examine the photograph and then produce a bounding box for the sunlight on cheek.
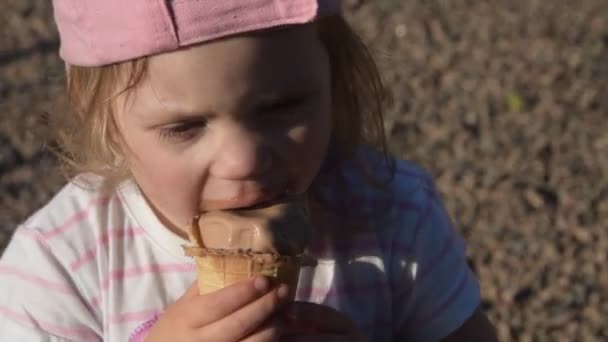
[127,135,194,183]
[287,125,310,141]
[132,155,201,207]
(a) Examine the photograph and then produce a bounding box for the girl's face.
[115,24,332,235]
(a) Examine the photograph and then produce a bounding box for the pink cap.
[52,0,342,66]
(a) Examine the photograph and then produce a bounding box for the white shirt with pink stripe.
[0,159,481,341]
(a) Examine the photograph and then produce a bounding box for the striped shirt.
[0,159,480,341]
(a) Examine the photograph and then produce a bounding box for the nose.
[210,126,273,180]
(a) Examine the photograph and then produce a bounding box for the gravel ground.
[1,1,607,340]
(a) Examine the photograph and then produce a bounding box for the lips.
[200,185,291,211]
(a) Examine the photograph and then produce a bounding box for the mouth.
[201,185,295,212]
[233,191,293,211]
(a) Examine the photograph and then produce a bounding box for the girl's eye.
[260,97,308,117]
[157,120,207,142]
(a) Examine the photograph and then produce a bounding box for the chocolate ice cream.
[194,196,312,255]
[183,195,317,295]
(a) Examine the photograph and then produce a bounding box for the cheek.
[305,112,331,156]
[126,137,204,223]
[308,94,333,156]
[133,157,190,191]
[287,104,332,189]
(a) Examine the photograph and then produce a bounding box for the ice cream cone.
[183,246,312,297]
[183,212,316,296]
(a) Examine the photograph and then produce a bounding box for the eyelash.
[261,97,307,115]
[157,120,207,142]
[156,97,308,142]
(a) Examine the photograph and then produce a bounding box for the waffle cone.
[183,214,316,296]
[184,246,305,296]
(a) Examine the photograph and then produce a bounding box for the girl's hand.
[145,276,290,342]
[281,302,367,342]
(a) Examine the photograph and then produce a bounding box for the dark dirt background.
[1,0,607,340]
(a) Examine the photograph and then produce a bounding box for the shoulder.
[317,150,445,255]
[335,150,440,231]
[0,175,135,334]
[23,173,125,237]
[390,158,437,199]
[329,151,484,341]
[339,148,437,202]
[6,173,132,274]
[0,174,118,339]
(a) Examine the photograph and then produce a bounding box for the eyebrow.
[147,83,316,125]
[257,84,320,101]
[163,110,214,121]
[140,106,214,128]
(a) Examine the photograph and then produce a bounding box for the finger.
[240,318,283,342]
[184,276,272,326]
[284,302,355,334]
[204,283,290,341]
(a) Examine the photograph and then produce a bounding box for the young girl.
[0,1,497,341]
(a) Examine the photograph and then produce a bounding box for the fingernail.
[276,284,290,300]
[253,276,269,292]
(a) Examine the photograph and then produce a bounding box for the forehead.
[137,23,327,115]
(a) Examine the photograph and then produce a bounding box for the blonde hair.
[53,15,393,192]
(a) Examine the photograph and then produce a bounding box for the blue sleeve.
[390,183,481,342]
